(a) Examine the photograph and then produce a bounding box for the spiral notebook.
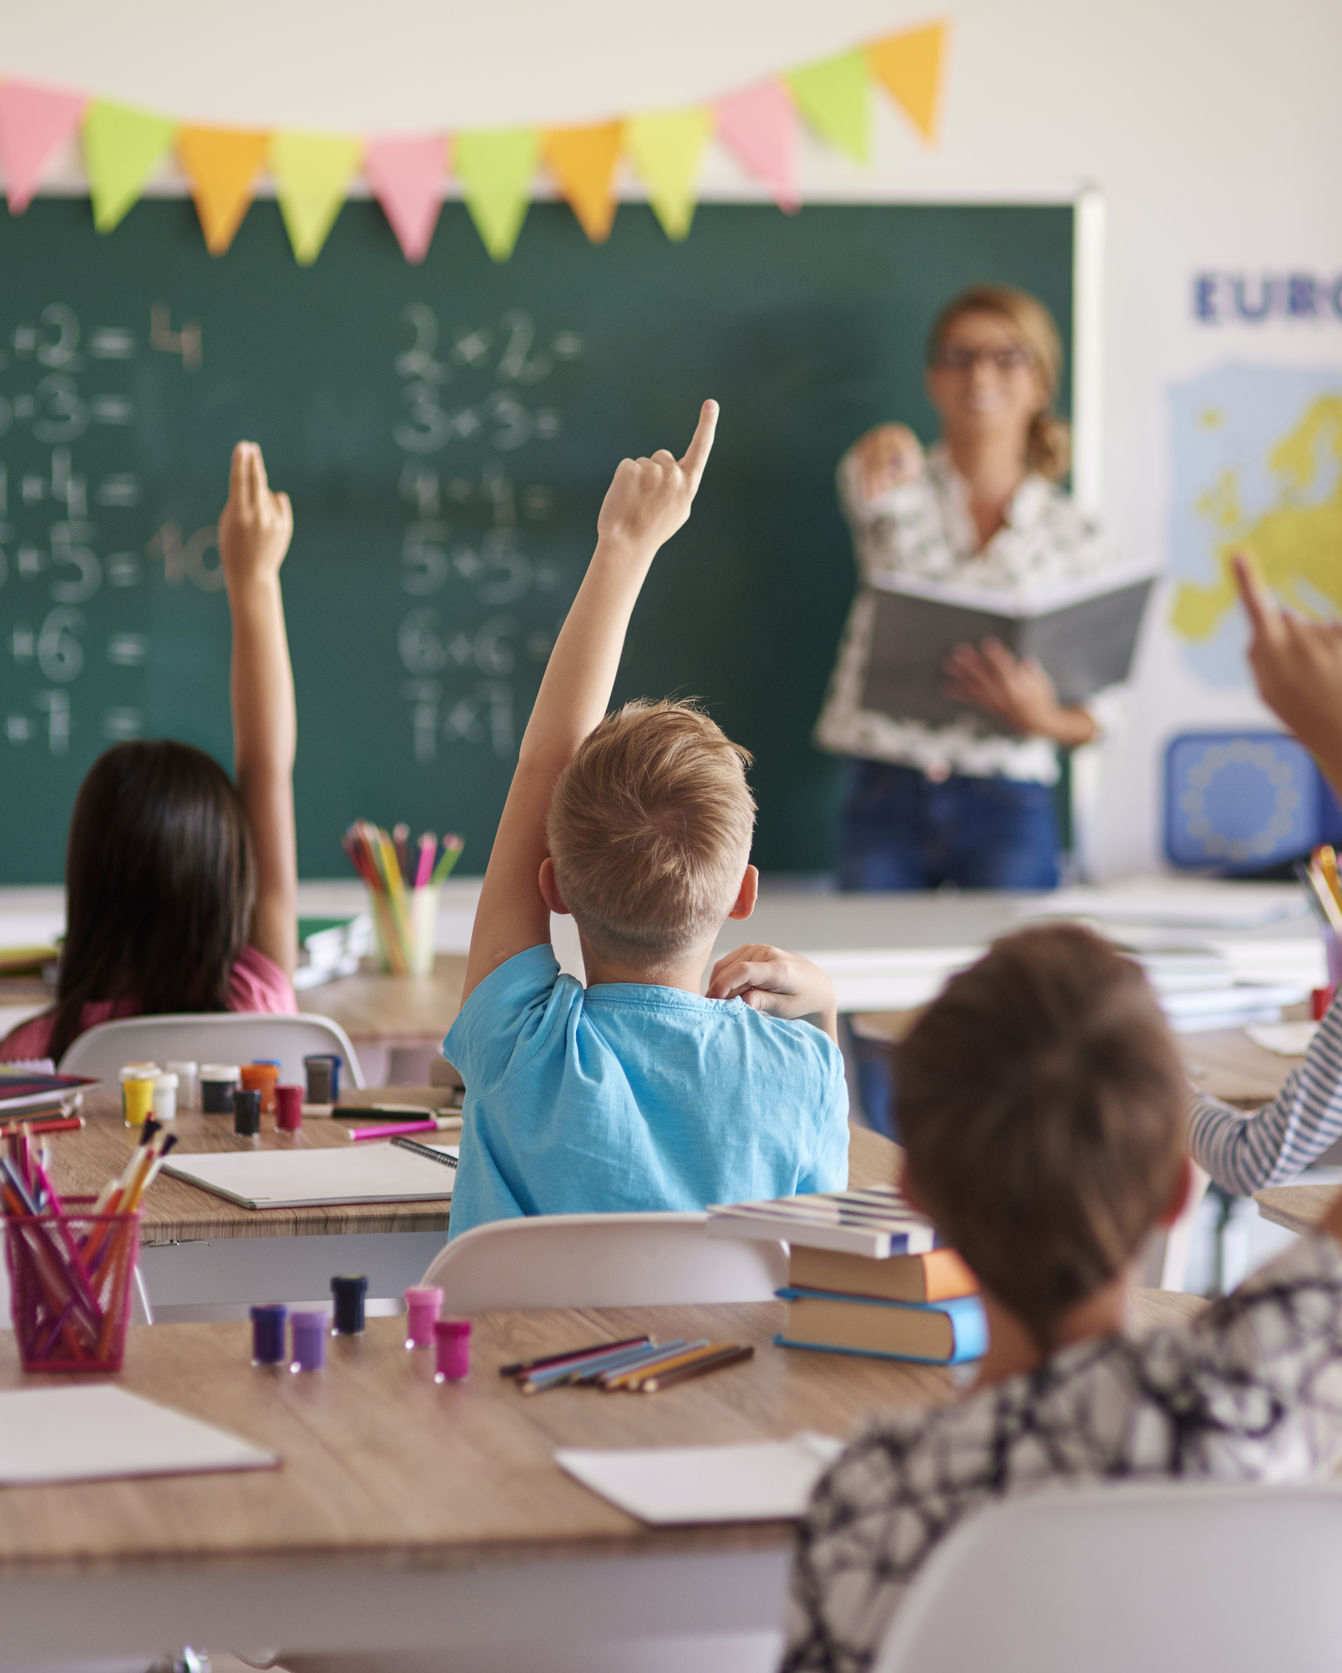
[163,1139,458,1209]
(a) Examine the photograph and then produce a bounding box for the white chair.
[58,1012,365,1089]
[872,1481,1342,1673]
[419,1211,787,1309]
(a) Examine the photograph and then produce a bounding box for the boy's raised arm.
[462,400,719,1000]
[219,441,298,980]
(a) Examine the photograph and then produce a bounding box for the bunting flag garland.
[715,81,799,212]
[176,126,268,254]
[0,79,85,213]
[83,99,176,232]
[785,49,871,165]
[543,121,622,244]
[364,134,446,263]
[454,127,538,261]
[866,22,947,143]
[269,130,363,265]
[624,108,714,241]
[0,19,946,261]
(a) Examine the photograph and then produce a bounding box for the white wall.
[7,0,1342,873]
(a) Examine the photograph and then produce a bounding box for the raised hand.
[1234,549,1342,787]
[707,943,838,1039]
[850,423,924,498]
[596,399,718,556]
[219,440,294,589]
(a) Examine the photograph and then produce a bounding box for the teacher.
[814,284,1118,892]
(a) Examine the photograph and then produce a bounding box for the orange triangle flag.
[543,122,622,243]
[866,22,948,144]
[177,126,269,253]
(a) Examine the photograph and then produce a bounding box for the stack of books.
[708,1185,985,1366]
[293,915,374,991]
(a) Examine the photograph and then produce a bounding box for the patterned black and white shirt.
[1188,993,1342,1194]
[813,444,1122,785]
[782,1232,1342,1673]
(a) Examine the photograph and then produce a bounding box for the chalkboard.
[0,197,1074,883]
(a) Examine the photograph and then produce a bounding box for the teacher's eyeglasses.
[935,345,1033,373]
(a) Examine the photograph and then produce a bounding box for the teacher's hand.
[944,639,1098,746]
[850,424,924,498]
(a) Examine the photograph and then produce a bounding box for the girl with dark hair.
[1,441,299,1063]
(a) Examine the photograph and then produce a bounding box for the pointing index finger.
[1232,549,1279,638]
[679,399,719,492]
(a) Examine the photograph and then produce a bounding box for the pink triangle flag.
[364,133,445,263]
[0,79,87,213]
[715,81,799,212]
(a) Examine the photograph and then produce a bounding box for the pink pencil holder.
[4,1197,140,1373]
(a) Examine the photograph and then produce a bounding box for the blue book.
[775,1286,987,1366]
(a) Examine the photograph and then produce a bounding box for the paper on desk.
[1019,879,1308,931]
[0,1385,279,1486]
[1247,1021,1320,1057]
[556,1433,844,1525]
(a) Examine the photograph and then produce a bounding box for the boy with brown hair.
[444,403,849,1240]
[783,550,1342,1673]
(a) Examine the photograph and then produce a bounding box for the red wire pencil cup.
[4,1197,141,1373]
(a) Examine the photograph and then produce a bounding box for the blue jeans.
[838,761,1062,1133]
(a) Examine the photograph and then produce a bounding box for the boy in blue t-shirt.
[444,401,848,1239]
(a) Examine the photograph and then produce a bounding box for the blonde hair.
[929,284,1071,481]
[895,924,1186,1351]
[547,699,755,961]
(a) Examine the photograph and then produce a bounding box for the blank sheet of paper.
[556,1433,843,1524]
[0,1385,279,1486]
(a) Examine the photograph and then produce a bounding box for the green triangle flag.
[269,131,363,265]
[453,128,538,261]
[624,108,714,241]
[83,99,176,232]
[786,49,871,165]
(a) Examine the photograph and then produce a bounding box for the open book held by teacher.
[860,564,1156,730]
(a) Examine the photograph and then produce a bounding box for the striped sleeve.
[1187,995,1342,1195]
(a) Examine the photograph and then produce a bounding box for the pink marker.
[344,1117,442,1142]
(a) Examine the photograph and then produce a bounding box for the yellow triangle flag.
[454,128,538,261]
[83,99,176,232]
[785,50,871,165]
[543,121,622,243]
[177,126,268,254]
[624,108,714,241]
[269,131,363,265]
[866,22,948,143]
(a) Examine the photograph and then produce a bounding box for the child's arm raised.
[219,441,298,980]
[462,400,719,1000]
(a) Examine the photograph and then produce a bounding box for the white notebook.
[163,1140,459,1209]
[556,1434,844,1525]
[0,1386,278,1486]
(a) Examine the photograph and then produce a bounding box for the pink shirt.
[0,945,296,1063]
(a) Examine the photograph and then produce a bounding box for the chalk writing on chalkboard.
[388,302,580,762]
[1,300,202,755]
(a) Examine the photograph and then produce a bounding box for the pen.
[500,1336,651,1379]
[345,1117,458,1142]
[637,1344,755,1392]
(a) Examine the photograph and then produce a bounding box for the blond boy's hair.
[547,699,755,961]
[895,924,1187,1349]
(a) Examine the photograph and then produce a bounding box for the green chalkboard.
[0,197,1073,883]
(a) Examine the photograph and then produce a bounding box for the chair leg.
[132,1264,155,1326]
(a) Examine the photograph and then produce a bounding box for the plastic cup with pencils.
[343,822,464,977]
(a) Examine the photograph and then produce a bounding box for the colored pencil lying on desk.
[635,1344,755,1392]
[500,1336,651,1379]
[600,1340,725,1390]
[519,1339,694,1393]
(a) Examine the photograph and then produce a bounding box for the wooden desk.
[1255,1183,1333,1237]
[0,1286,1193,1669]
[852,1011,1302,1110]
[42,1094,901,1319]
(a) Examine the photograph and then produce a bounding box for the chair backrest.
[58,1012,365,1089]
[873,1481,1342,1673]
[420,1212,787,1309]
